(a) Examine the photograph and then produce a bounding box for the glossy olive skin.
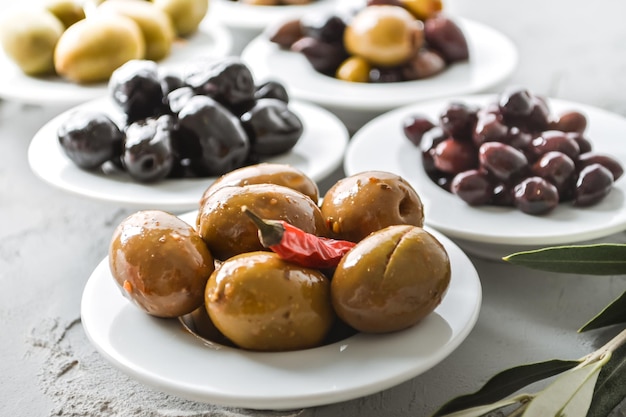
[205,251,334,351]
[177,95,250,177]
[197,183,328,260]
[109,210,215,318]
[122,115,175,182]
[57,110,124,170]
[332,225,450,333]
[200,162,320,205]
[321,171,424,242]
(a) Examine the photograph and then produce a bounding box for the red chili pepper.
[242,206,356,269]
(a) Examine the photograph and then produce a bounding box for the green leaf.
[579,290,626,331]
[503,244,626,275]
[588,341,626,417]
[522,357,608,416]
[557,364,600,417]
[430,359,579,416]
[432,395,528,417]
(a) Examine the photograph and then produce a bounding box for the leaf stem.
[577,328,626,368]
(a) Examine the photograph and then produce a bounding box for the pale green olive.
[44,0,86,28]
[151,0,208,37]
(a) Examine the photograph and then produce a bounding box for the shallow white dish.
[81,210,482,410]
[0,22,233,107]
[240,18,517,113]
[28,99,349,212]
[345,95,626,259]
[209,0,338,31]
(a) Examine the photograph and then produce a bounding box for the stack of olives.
[0,0,208,83]
[109,165,451,351]
[57,58,304,182]
[403,87,624,215]
[267,0,468,82]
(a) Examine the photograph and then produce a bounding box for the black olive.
[57,110,124,170]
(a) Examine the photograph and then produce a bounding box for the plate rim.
[80,217,482,410]
[345,93,626,246]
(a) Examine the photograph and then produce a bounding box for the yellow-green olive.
[335,56,371,83]
[44,0,86,28]
[109,210,214,318]
[151,0,208,37]
[206,251,334,351]
[321,170,424,242]
[400,0,443,20]
[331,225,450,333]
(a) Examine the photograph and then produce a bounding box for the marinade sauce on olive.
[197,183,328,260]
[331,224,451,333]
[321,171,424,242]
[109,210,214,318]
[205,251,335,351]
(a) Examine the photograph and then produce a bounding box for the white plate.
[81,210,482,410]
[345,95,626,258]
[208,0,338,31]
[28,99,349,212]
[0,22,233,107]
[240,18,518,112]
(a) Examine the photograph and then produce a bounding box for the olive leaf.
[587,341,626,417]
[579,290,626,332]
[430,359,579,416]
[502,243,626,275]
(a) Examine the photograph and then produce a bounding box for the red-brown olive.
[472,112,508,147]
[433,138,478,174]
[513,177,559,215]
[530,130,580,161]
[440,101,478,141]
[403,114,436,146]
[498,86,534,121]
[479,142,528,183]
[291,36,348,75]
[423,15,469,63]
[573,164,614,206]
[550,110,587,134]
[576,153,624,181]
[451,169,493,206]
[531,151,576,200]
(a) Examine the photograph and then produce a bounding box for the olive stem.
[241,206,284,247]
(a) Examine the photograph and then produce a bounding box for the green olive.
[0,9,64,75]
[197,183,328,260]
[54,14,145,83]
[97,0,175,61]
[344,5,424,67]
[109,210,215,318]
[335,56,371,83]
[321,171,424,242]
[206,251,334,351]
[331,225,450,333]
[44,0,86,28]
[200,163,320,207]
[151,0,208,37]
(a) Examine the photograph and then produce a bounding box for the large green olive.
[205,251,334,351]
[98,0,175,61]
[151,0,208,37]
[331,225,450,333]
[200,163,320,207]
[0,9,64,75]
[54,14,145,83]
[109,210,215,318]
[321,170,424,242]
[197,183,328,260]
[44,0,86,28]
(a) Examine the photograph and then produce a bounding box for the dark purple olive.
[525,96,552,132]
[420,126,447,153]
[492,182,515,206]
[567,132,592,154]
[240,98,303,156]
[184,57,256,108]
[479,142,528,183]
[159,69,186,97]
[472,112,508,147]
[57,110,124,170]
[402,49,446,80]
[109,59,168,123]
[440,101,478,141]
[513,177,559,215]
[178,95,250,177]
[433,138,479,174]
[504,126,532,150]
[423,15,469,63]
[499,86,533,121]
[167,86,196,114]
[576,152,624,181]
[403,114,436,146]
[291,36,347,75]
[530,130,580,161]
[573,163,614,206]
[369,66,405,83]
[254,80,289,103]
[299,12,346,43]
[122,115,175,182]
[550,110,587,134]
[451,169,493,206]
[531,151,576,200]
[267,18,304,49]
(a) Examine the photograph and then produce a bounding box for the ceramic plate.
[81,210,482,410]
[28,99,349,212]
[240,18,517,112]
[209,0,338,31]
[345,95,626,258]
[0,22,233,107]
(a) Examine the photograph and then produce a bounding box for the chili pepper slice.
[242,206,356,269]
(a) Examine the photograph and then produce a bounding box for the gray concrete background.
[1,0,626,416]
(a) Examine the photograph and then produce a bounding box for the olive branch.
[431,243,626,417]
